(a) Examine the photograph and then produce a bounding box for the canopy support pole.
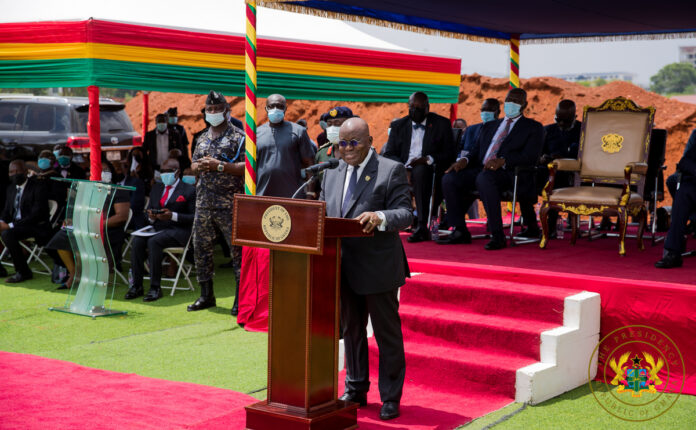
[141,91,149,141]
[509,35,520,89]
[244,0,257,195]
[88,85,101,181]
[449,103,458,125]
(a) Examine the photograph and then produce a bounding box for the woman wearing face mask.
[45,159,132,290]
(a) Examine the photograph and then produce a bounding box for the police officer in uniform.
[311,107,353,198]
[187,91,245,313]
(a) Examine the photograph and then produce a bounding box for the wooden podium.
[232,195,370,430]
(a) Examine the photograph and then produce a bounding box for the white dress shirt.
[464,115,522,165]
[150,179,180,223]
[8,181,27,228]
[156,130,169,166]
[342,149,386,230]
[406,119,434,166]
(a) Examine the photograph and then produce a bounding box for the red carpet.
[0,351,254,430]
[334,262,583,429]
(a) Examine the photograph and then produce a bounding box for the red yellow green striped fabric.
[0,19,461,103]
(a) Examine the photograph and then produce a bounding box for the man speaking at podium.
[320,117,412,420]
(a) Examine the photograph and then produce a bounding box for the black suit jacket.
[467,116,544,169]
[320,152,412,295]
[143,128,189,171]
[677,129,696,181]
[1,177,49,230]
[147,181,196,244]
[383,112,456,171]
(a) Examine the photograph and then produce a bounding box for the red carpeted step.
[398,303,559,360]
[401,273,574,324]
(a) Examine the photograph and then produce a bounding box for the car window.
[76,109,134,134]
[0,103,24,131]
[23,104,70,132]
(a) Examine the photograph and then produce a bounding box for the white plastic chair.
[0,200,59,275]
[147,233,194,296]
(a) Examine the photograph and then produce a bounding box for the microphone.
[301,158,339,179]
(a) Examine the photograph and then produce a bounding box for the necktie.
[341,167,359,217]
[160,185,172,207]
[13,187,22,220]
[483,118,512,164]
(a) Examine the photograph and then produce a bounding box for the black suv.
[0,95,141,161]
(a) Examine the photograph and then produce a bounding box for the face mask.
[267,108,285,124]
[58,155,71,167]
[100,171,112,183]
[326,126,340,144]
[319,120,328,130]
[480,111,496,123]
[161,172,177,186]
[156,123,167,133]
[38,158,52,170]
[168,117,177,125]
[387,128,391,136]
[53,150,61,158]
[504,102,522,118]
[206,112,225,127]
[181,175,196,185]
[10,173,27,186]
[555,116,575,131]
[409,106,427,124]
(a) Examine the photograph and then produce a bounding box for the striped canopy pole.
[509,35,520,89]
[244,0,258,195]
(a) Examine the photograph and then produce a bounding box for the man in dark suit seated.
[537,99,582,234]
[382,91,456,242]
[656,130,696,268]
[438,88,544,249]
[0,159,51,282]
[124,158,196,301]
[321,118,412,420]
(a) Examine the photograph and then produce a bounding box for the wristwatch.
[217,162,225,172]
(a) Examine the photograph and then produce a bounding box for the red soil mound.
[125,75,696,205]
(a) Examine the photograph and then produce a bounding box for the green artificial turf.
[0,252,269,400]
[460,384,696,429]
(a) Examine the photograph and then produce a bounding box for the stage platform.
[400,225,696,397]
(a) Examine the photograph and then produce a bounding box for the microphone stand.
[291,175,317,199]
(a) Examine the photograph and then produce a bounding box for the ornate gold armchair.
[539,97,655,255]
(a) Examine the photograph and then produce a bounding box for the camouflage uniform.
[192,120,245,284]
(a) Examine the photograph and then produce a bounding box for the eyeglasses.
[338,139,361,147]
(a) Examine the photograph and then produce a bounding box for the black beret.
[206,90,227,105]
[167,107,178,115]
[326,106,353,119]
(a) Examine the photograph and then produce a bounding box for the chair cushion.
[549,186,643,206]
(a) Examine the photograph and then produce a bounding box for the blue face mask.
[267,108,285,124]
[181,175,196,185]
[168,117,177,125]
[161,172,177,186]
[53,150,61,158]
[504,102,522,118]
[480,111,496,123]
[58,155,71,167]
[156,123,167,133]
[38,158,52,170]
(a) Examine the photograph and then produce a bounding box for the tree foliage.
[650,62,696,94]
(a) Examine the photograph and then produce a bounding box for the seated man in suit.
[382,91,456,242]
[439,88,544,249]
[656,130,696,268]
[0,159,51,282]
[321,117,412,421]
[125,158,196,301]
[537,100,582,234]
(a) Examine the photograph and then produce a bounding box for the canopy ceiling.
[0,19,461,102]
[260,0,696,43]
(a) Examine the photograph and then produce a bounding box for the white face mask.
[326,126,340,144]
[101,171,112,183]
[206,111,226,127]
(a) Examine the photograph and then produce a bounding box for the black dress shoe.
[339,391,367,407]
[56,283,69,290]
[484,238,507,250]
[219,259,235,269]
[517,227,541,238]
[6,272,32,283]
[143,287,163,302]
[380,401,400,420]
[124,286,144,300]
[187,296,216,311]
[0,265,7,277]
[655,252,683,269]
[436,228,472,245]
[407,227,430,243]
